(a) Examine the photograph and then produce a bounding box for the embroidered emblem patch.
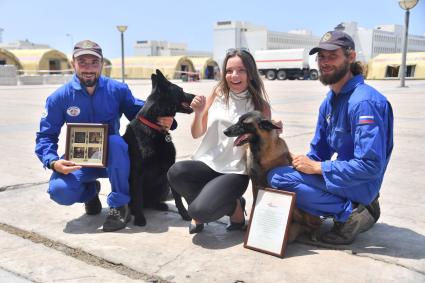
[326,114,331,123]
[67,106,81,117]
[322,32,332,42]
[359,115,375,124]
[41,108,48,118]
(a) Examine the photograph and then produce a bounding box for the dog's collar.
[138,116,172,142]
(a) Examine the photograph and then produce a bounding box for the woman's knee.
[167,161,190,188]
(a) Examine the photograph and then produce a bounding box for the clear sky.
[1,0,424,59]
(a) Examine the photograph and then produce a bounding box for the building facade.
[134,40,211,57]
[213,20,320,66]
[213,20,425,65]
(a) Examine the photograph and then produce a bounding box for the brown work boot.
[366,194,380,223]
[321,206,375,245]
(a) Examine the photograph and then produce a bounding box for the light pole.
[65,33,74,52]
[116,25,128,83]
[398,0,419,87]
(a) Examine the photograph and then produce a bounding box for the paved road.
[0,79,424,282]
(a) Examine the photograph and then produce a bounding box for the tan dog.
[224,111,321,242]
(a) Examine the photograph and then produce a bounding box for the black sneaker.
[321,206,375,245]
[84,181,102,215]
[102,205,131,232]
[366,194,380,222]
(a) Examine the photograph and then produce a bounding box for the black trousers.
[167,160,249,223]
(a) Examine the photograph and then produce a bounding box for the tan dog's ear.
[259,119,281,130]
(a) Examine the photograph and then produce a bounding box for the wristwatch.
[49,160,57,172]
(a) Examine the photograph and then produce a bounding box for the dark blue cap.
[309,31,355,55]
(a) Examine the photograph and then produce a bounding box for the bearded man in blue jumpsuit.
[267,31,394,244]
[35,40,174,232]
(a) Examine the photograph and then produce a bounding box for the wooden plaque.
[65,123,108,167]
[244,188,296,258]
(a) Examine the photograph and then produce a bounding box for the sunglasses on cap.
[226,47,251,55]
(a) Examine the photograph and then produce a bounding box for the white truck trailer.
[254,48,319,80]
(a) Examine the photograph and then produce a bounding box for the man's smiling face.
[72,54,103,87]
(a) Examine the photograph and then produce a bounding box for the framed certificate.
[65,123,108,167]
[244,188,296,258]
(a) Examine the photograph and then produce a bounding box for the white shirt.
[192,90,254,174]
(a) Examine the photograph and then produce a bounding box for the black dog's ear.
[156,69,166,80]
[151,73,157,89]
[259,119,281,131]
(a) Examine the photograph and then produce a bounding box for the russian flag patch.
[359,115,375,124]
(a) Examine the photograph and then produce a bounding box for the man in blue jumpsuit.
[267,31,394,244]
[35,40,174,232]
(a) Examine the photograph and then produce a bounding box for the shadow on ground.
[295,220,425,260]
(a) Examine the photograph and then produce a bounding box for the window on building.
[0,59,6,65]
[49,59,60,74]
[385,65,399,78]
[406,65,416,77]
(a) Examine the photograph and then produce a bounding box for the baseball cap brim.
[73,50,102,59]
[309,43,342,55]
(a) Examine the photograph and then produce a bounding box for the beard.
[319,59,350,86]
[78,72,99,87]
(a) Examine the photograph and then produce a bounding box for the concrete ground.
[0,78,424,282]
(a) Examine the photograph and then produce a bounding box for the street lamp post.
[116,25,128,83]
[398,0,419,87]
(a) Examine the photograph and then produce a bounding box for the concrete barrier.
[0,65,18,86]
[43,74,73,85]
[18,75,44,85]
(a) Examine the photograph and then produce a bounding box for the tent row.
[0,48,219,80]
[2,48,424,80]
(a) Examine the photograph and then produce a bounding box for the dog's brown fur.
[224,111,322,242]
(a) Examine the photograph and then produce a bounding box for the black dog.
[223,111,292,199]
[123,69,194,226]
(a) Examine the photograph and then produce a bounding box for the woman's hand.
[190,95,206,114]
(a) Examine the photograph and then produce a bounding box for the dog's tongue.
[233,134,250,146]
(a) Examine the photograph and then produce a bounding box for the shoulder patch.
[358,115,374,125]
[67,106,81,117]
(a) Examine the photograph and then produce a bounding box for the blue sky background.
[1,0,424,59]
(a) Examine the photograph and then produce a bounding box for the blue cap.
[309,31,355,55]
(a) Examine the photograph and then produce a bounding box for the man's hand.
[190,95,206,114]
[157,116,174,130]
[52,159,82,175]
[292,155,322,175]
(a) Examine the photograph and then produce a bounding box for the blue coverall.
[35,75,144,208]
[267,75,394,222]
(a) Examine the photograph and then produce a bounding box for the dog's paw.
[134,214,147,226]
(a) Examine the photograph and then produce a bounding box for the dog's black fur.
[223,111,292,199]
[123,69,193,226]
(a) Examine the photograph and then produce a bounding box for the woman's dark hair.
[215,48,270,113]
